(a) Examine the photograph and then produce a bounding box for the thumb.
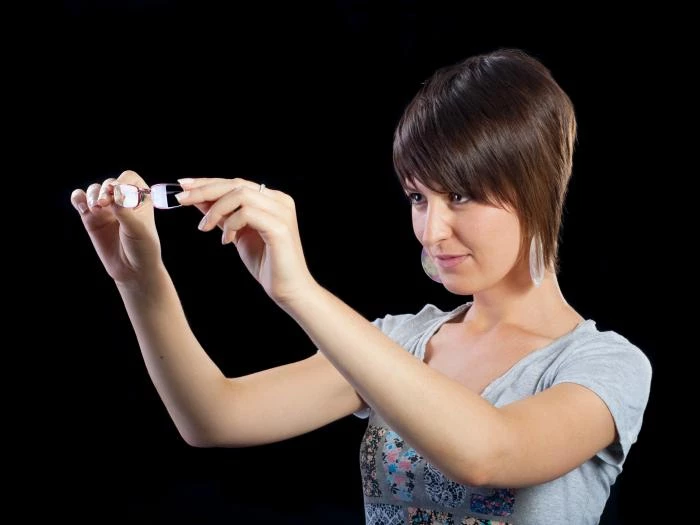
[109,170,158,237]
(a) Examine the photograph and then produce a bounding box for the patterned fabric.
[383,430,422,501]
[366,503,404,525]
[361,420,513,525]
[424,462,467,507]
[361,425,387,497]
[408,507,454,524]
[469,489,515,517]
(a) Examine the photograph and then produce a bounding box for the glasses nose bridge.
[134,186,151,206]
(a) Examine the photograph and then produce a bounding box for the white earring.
[529,236,544,288]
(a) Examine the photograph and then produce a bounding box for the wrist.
[275,277,327,315]
[114,262,171,297]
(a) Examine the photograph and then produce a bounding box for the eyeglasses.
[112,183,183,209]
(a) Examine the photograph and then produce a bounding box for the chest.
[423,325,553,395]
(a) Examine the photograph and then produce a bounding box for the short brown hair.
[393,48,577,273]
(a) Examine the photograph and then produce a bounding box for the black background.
[30,1,680,523]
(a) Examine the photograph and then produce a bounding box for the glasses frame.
[112,183,183,210]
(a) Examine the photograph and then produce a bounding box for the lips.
[434,255,467,269]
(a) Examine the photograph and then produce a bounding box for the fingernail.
[221,231,228,244]
[88,197,96,207]
[77,202,88,214]
[174,191,190,203]
[198,216,208,230]
[178,178,194,185]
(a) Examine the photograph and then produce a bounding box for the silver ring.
[259,183,266,193]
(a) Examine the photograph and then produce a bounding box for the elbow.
[452,444,507,488]
[179,429,216,448]
[179,425,249,448]
[455,463,495,488]
[177,424,224,448]
[455,418,516,487]
[181,433,216,448]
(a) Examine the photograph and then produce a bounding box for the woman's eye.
[405,191,469,205]
[450,193,470,204]
[407,193,424,204]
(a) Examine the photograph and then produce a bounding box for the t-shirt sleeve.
[552,335,653,465]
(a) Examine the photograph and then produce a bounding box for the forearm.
[284,285,506,485]
[116,266,231,445]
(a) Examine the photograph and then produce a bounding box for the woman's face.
[406,179,523,295]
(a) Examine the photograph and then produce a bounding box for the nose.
[418,201,452,246]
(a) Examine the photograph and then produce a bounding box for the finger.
[103,170,152,211]
[175,178,261,207]
[116,169,149,187]
[176,177,251,190]
[74,183,120,228]
[86,183,104,210]
[95,178,119,207]
[221,205,288,245]
[85,170,146,209]
[108,171,161,234]
[82,182,122,218]
[198,186,284,233]
[70,188,90,215]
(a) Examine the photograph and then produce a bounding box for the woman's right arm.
[119,267,367,447]
[72,170,367,449]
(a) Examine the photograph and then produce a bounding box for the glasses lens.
[151,184,183,209]
[114,184,140,208]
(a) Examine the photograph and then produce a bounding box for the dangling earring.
[529,235,545,288]
[421,247,442,283]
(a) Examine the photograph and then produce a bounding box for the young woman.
[71,48,652,524]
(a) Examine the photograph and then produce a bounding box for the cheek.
[411,212,423,241]
[472,210,521,263]
[492,229,522,265]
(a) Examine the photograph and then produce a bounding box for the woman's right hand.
[70,170,163,285]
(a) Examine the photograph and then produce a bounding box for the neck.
[463,271,582,336]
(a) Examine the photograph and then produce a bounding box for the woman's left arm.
[284,286,616,489]
[178,177,616,489]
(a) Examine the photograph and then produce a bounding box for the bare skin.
[71,171,615,489]
[424,305,584,396]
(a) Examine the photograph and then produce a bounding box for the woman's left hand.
[175,177,317,305]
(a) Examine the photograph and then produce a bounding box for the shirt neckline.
[417,301,595,398]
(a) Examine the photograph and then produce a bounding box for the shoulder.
[561,320,652,378]
[552,320,653,462]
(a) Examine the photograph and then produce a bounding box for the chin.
[440,280,477,296]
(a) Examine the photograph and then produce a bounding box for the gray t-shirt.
[354,302,652,525]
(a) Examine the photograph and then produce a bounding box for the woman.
[71,48,651,524]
